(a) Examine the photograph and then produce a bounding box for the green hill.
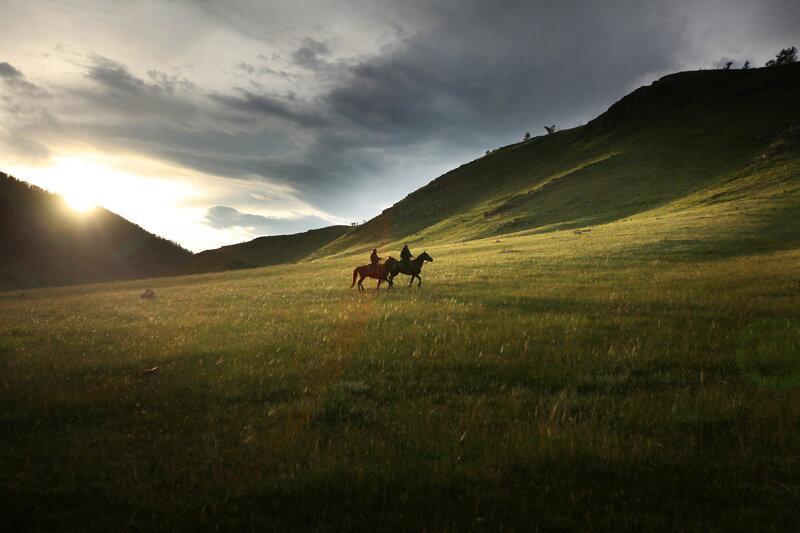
[0,173,193,290]
[182,225,350,274]
[315,64,800,258]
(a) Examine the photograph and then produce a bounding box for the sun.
[55,162,102,212]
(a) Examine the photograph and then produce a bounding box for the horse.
[350,262,393,291]
[384,251,433,287]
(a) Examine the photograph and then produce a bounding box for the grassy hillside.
[0,173,192,290]
[317,64,800,257]
[182,225,350,274]
[1,201,798,529]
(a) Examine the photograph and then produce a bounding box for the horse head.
[419,251,433,262]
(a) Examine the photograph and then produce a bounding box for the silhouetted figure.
[400,245,413,264]
[385,251,434,288]
[370,248,382,266]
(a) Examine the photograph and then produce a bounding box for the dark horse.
[384,251,433,287]
[351,262,393,291]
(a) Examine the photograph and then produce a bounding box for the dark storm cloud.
[326,0,680,143]
[223,0,688,210]
[204,205,332,234]
[87,58,150,95]
[132,0,679,213]
[209,90,327,127]
[86,57,196,96]
[75,56,198,120]
[291,38,331,70]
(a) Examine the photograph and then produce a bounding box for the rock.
[141,367,159,376]
[140,288,155,299]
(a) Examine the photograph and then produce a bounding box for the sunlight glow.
[62,175,100,211]
[65,195,97,212]
[18,157,187,218]
[6,156,212,247]
[6,154,344,252]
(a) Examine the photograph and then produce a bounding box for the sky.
[1,0,799,252]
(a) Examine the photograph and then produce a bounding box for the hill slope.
[182,225,350,274]
[315,64,800,257]
[0,173,193,290]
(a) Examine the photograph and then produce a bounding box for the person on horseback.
[370,248,382,266]
[400,244,413,265]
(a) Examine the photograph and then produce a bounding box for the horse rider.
[400,244,413,265]
[370,248,382,266]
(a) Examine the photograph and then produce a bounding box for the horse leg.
[387,276,393,289]
[417,275,422,288]
[358,274,365,292]
[376,278,382,290]
[408,276,414,288]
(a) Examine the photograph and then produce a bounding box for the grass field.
[2,199,799,530]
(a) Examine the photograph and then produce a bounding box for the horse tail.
[351,267,359,287]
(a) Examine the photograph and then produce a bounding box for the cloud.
[236,61,255,74]
[0,61,45,95]
[0,134,51,162]
[49,55,205,128]
[83,56,196,99]
[209,90,327,127]
[86,57,151,95]
[0,62,23,78]
[291,38,331,70]
[203,205,334,235]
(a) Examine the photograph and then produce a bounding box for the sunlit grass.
[2,201,799,529]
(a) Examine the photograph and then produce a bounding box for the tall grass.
[2,204,799,530]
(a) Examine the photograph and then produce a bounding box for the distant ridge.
[0,172,192,290]
[182,225,350,274]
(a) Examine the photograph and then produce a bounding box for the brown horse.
[351,262,393,291]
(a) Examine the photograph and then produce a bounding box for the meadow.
[2,204,799,530]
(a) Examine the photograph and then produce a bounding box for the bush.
[765,46,798,67]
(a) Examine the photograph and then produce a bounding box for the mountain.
[313,63,800,257]
[182,225,350,274]
[0,173,192,290]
